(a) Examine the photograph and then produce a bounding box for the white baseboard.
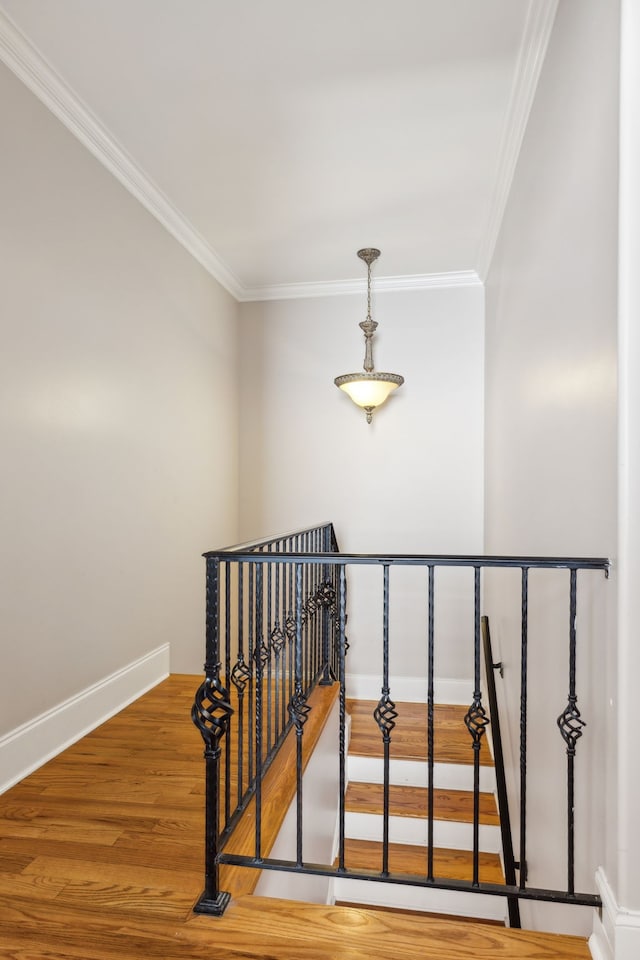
[346,673,472,705]
[590,867,640,960]
[0,644,170,794]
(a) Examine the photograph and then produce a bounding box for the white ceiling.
[0,0,557,298]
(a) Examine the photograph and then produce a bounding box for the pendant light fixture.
[334,248,404,423]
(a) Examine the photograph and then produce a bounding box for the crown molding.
[475,0,559,280]
[0,8,245,299]
[0,8,483,303]
[239,269,482,302]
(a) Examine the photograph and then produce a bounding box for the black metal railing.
[191,522,341,914]
[191,526,609,920]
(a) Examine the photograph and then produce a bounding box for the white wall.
[483,0,619,937]
[604,3,640,957]
[0,62,239,761]
[239,284,484,682]
[254,696,340,905]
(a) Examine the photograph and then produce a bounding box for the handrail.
[203,549,610,572]
[204,522,337,556]
[482,615,520,928]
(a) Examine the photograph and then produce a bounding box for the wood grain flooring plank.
[0,675,591,960]
[0,851,33,873]
[0,817,123,845]
[0,893,591,960]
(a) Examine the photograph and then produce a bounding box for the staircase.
[332,697,509,923]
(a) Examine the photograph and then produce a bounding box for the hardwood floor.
[0,675,591,959]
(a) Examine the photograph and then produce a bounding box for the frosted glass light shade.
[334,372,404,412]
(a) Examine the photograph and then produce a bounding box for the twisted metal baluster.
[374,564,397,877]
[464,566,490,887]
[288,563,310,866]
[427,564,435,882]
[230,651,251,805]
[520,566,529,892]
[337,564,347,873]
[223,562,232,825]
[192,557,232,916]
[557,569,586,896]
[266,548,273,753]
[254,564,269,861]
[318,577,337,685]
[270,621,285,742]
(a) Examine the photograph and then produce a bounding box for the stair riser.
[344,811,501,853]
[348,756,496,793]
[331,877,508,922]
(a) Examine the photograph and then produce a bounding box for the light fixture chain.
[334,246,404,423]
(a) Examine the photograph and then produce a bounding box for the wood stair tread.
[224,897,591,960]
[345,781,499,825]
[347,699,494,766]
[337,837,505,884]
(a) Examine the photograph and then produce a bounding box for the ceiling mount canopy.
[334,248,404,424]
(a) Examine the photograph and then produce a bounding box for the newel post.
[192,556,233,916]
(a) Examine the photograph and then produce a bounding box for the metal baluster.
[280,554,288,734]
[311,531,318,679]
[248,562,255,788]
[557,569,585,896]
[230,563,250,805]
[287,544,294,713]
[520,567,529,892]
[224,562,232,824]
[266,548,273,754]
[254,564,266,861]
[289,563,310,866]
[191,557,232,915]
[338,564,347,872]
[464,566,489,887]
[319,524,335,686]
[272,549,284,744]
[374,564,397,877]
[427,564,435,882]
[302,535,309,688]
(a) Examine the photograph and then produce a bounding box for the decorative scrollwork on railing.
[374,693,398,743]
[316,579,337,610]
[288,690,311,733]
[557,697,586,756]
[253,638,270,672]
[192,674,234,758]
[230,655,251,695]
[285,613,296,642]
[304,594,318,619]
[464,697,490,749]
[270,623,285,656]
[340,610,350,655]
